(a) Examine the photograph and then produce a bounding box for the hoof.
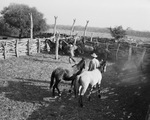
[68,89,72,93]
[98,94,101,98]
[88,96,91,101]
[80,104,83,108]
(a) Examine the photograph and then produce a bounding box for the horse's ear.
[100,59,103,64]
[72,64,76,67]
[104,65,107,72]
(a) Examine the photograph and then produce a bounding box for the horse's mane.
[74,58,85,70]
[53,67,69,75]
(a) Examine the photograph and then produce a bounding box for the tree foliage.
[0,17,10,35]
[0,16,19,37]
[109,26,126,40]
[0,3,49,38]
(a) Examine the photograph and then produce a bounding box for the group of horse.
[45,35,96,56]
[49,57,107,107]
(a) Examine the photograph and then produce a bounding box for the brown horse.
[50,58,86,97]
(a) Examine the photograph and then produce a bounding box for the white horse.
[74,60,107,107]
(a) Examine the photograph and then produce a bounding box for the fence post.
[3,42,7,59]
[70,19,76,36]
[83,20,89,37]
[15,39,19,57]
[55,32,60,60]
[28,39,30,55]
[53,16,58,37]
[106,43,109,50]
[90,32,93,42]
[128,44,132,61]
[38,39,41,53]
[73,33,78,45]
[139,47,146,68]
[116,43,120,60]
[29,13,33,40]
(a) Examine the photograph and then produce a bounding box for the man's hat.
[91,53,98,58]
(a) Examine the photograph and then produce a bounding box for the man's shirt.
[88,58,100,71]
[69,44,77,57]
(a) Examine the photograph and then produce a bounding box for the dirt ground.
[0,53,150,120]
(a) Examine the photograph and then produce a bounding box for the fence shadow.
[26,90,82,120]
[24,54,70,64]
[15,77,50,84]
[0,80,50,103]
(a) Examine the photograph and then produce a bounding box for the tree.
[109,26,126,41]
[1,3,49,38]
[0,16,19,36]
[0,17,10,35]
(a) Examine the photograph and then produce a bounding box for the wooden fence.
[0,37,149,69]
[0,38,46,59]
[85,40,150,61]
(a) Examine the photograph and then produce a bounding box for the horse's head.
[72,57,86,71]
[78,57,86,70]
[99,59,107,73]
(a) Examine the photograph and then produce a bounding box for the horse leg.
[73,85,77,97]
[97,84,101,98]
[52,86,55,97]
[88,87,93,101]
[52,80,61,97]
[55,82,61,97]
[56,87,61,96]
[78,86,87,107]
[79,95,83,107]
[68,80,73,93]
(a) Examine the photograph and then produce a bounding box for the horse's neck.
[98,64,106,73]
[63,69,73,81]
[77,60,85,70]
[74,65,84,74]
[75,68,83,75]
[69,68,83,81]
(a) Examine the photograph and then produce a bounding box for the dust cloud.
[115,55,147,85]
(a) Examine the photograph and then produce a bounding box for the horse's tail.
[50,71,55,89]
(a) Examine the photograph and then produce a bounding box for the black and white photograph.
[0,0,150,119]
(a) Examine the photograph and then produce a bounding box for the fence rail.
[0,38,46,59]
[0,37,149,67]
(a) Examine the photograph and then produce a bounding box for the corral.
[0,34,150,120]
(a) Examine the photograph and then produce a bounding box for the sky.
[1,0,150,31]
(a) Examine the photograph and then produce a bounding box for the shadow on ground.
[0,80,50,103]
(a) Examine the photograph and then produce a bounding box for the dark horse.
[50,58,86,97]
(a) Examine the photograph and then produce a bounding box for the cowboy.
[68,43,77,64]
[88,53,100,71]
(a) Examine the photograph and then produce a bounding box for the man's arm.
[88,60,93,71]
